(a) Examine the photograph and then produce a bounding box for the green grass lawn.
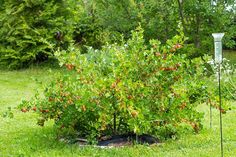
[0,67,235,157]
[224,50,236,65]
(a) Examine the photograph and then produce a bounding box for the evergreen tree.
[0,0,79,68]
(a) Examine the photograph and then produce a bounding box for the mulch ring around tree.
[60,134,160,148]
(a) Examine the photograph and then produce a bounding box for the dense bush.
[0,0,79,69]
[19,28,212,142]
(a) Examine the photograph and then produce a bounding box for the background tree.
[0,0,235,68]
[0,0,79,68]
[77,0,235,56]
[176,0,236,58]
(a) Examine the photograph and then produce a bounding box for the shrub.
[20,27,208,142]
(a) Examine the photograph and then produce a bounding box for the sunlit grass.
[0,67,235,157]
[224,50,236,64]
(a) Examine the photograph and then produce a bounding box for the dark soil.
[97,134,159,147]
[62,133,159,147]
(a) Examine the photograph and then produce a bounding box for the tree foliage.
[0,0,235,68]
[0,0,79,68]
[77,0,235,55]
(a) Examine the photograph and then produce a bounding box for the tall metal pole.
[212,33,224,157]
[218,63,223,157]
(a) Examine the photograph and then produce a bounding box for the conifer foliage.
[0,0,78,68]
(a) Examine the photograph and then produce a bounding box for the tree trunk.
[177,0,187,34]
[195,14,201,48]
